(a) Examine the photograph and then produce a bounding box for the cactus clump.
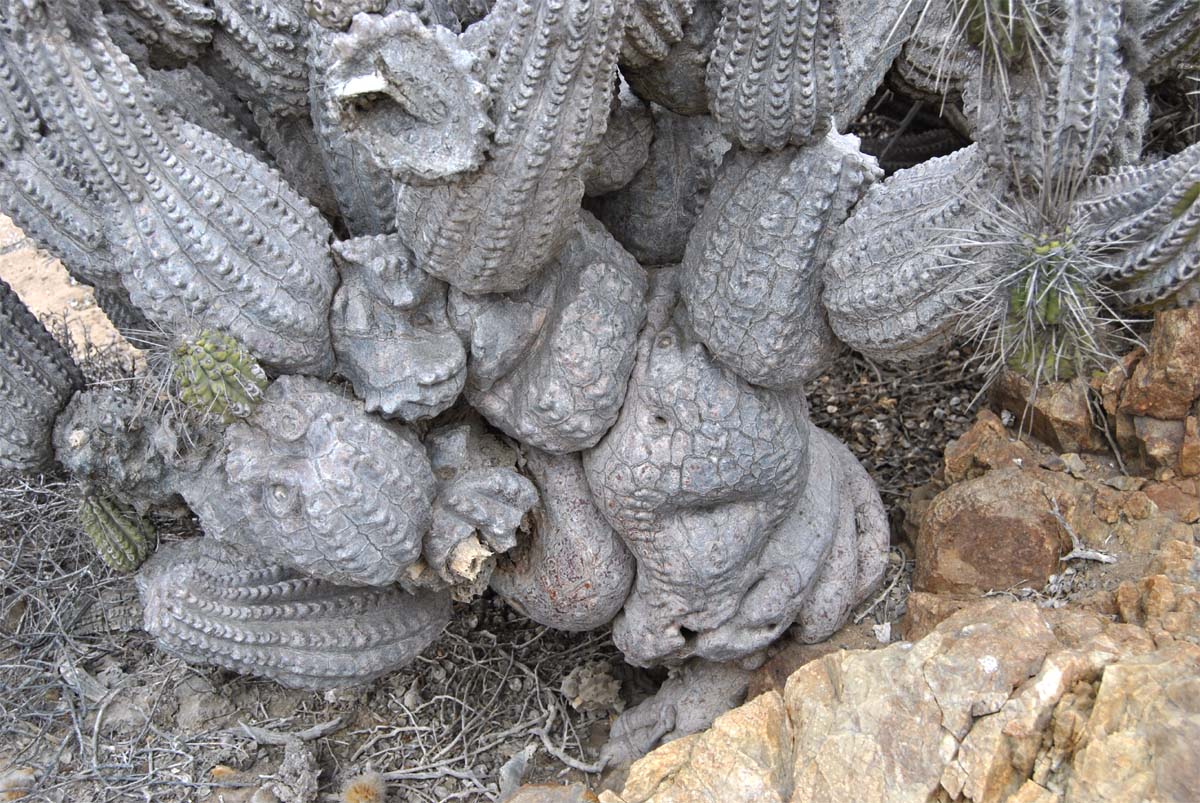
[171,331,268,423]
[79,494,155,572]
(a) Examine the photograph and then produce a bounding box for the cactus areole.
[0,0,1196,752]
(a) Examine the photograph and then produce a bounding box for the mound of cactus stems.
[0,0,1197,763]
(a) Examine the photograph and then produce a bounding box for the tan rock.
[899,592,981,641]
[991,374,1101,453]
[1064,643,1200,803]
[1119,306,1200,420]
[1132,416,1186,469]
[1140,482,1199,523]
[599,690,793,803]
[914,469,1066,595]
[1180,415,1200,477]
[508,784,600,802]
[786,600,1058,803]
[944,410,1036,484]
[1092,348,1142,417]
[605,583,1200,803]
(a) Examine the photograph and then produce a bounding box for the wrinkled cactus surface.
[0,0,1195,765]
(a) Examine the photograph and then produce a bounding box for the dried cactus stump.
[137,539,452,689]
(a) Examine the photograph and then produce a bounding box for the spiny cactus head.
[79,494,154,572]
[953,0,1050,66]
[341,772,385,803]
[171,330,268,423]
[994,228,1118,383]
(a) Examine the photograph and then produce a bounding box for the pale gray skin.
[316,9,489,186]
[587,108,730,266]
[583,83,654,198]
[330,234,467,422]
[419,415,539,595]
[100,0,215,65]
[1076,141,1200,309]
[679,132,881,389]
[582,277,887,666]
[146,65,271,165]
[1133,0,1200,83]
[622,0,718,116]
[391,0,627,294]
[600,659,752,767]
[210,0,311,117]
[450,212,649,454]
[620,0,693,68]
[180,376,438,588]
[823,145,1002,362]
[0,277,83,472]
[490,447,636,632]
[0,0,338,376]
[53,387,183,514]
[967,0,1135,188]
[706,0,918,150]
[138,538,452,690]
[892,0,972,100]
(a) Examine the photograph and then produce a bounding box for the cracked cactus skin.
[679,132,882,389]
[706,0,918,150]
[80,494,155,572]
[621,0,718,115]
[583,82,653,197]
[173,330,269,423]
[0,277,84,472]
[100,0,216,65]
[490,447,635,632]
[180,376,437,587]
[319,9,491,185]
[0,0,338,376]
[587,108,730,266]
[330,234,467,422]
[582,278,887,666]
[137,538,452,689]
[620,0,693,68]
[1078,141,1200,309]
[393,0,629,294]
[823,145,1004,361]
[450,212,648,454]
[210,0,310,117]
[53,387,183,513]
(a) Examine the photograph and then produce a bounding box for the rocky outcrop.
[1094,306,1200,476]
[599,581,1200,803]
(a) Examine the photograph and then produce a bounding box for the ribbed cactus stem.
[79,494,155,572]
[172,330,268,423]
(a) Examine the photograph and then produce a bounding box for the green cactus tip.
[1000,230,1110,383]
[79,495,154,572]
[172,330,268,423]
